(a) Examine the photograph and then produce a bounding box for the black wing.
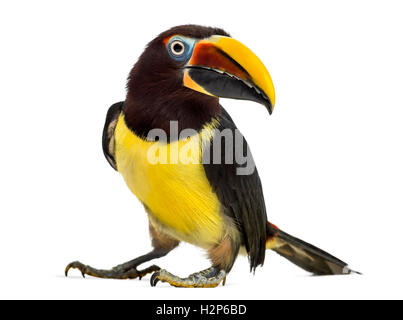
[202,107,268,271]
[102,101,124,170]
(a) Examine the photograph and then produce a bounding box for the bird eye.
[170,40,185,56]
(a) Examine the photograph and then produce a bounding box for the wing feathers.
[202,107,268,270]
[102,101,124,170]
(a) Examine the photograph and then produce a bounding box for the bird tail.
[266,222,358,275]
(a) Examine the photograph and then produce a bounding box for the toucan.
[66,25,357,288]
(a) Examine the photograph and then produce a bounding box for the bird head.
[125,25,275,134]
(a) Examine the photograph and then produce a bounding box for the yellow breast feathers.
[114,114,223,247]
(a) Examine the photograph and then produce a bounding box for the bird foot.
[150,267,226,288]
[65,261,160,280]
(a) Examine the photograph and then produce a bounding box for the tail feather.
[266,223,358,275]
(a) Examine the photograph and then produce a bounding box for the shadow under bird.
[66,25,358,287]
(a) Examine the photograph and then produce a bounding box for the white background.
[1,0,402,299]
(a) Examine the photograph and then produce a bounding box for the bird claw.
[150,268,226,288]
[65,261,88,278]
[150,270,162,287]
[65,260,160,280]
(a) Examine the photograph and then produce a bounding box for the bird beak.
[183,35,275,114]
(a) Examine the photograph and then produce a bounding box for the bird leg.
[150,266,226,288]
[65,249,166,279]
[65,218,180,280]
[150,232,239,288]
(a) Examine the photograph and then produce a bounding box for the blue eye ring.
[167,36,196,62]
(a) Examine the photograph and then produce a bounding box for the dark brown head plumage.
[124,25,230,138]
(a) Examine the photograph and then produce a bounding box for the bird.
[65,25,357,288]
